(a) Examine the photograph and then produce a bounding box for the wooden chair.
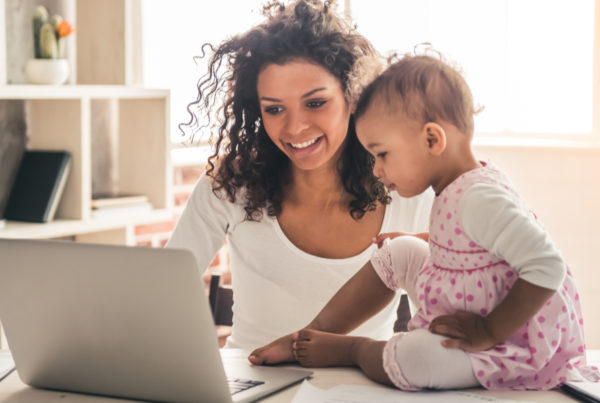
[209,273,233,326]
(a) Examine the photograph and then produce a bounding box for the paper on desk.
[0,351,15,382]
[560,349,600,400]
[291,380,532,403]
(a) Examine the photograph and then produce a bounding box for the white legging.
[381,236,479,390]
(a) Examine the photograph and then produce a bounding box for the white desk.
[0,356,579,403]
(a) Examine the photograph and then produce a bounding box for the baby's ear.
[424,122,446,156]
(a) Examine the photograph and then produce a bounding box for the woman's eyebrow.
[259,87,327,103]
[259,96,281,102]
[301,87,326,98]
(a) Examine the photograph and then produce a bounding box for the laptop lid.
[0,239,310,402]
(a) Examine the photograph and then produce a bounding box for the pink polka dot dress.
[379,163,596,390]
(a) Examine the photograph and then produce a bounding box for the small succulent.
[32,5,76,59]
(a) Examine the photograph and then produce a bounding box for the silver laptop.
[0,239,312,402]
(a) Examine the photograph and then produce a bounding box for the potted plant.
[25,6,76,85]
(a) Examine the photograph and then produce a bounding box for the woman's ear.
[423,122,446,156]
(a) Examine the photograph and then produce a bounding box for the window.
[348,0,597,139]
[141,1,267,143]
[142,1,598,143]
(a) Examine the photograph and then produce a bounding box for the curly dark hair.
[182,0,390,221]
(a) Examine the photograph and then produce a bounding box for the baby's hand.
[429,311,498,352]
[372,232,407,248]
[372,232,429,248]
[248,333,297,365]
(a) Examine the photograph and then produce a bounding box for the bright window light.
[349,0,595,136]
[143,1,596,142]
[142,1,266,143]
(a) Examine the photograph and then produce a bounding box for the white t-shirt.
[167,174,433,349]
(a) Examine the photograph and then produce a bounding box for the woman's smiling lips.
[285,135,324,156]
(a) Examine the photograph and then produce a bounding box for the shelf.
[0,209,173,242]
[0,85,169,100]
[0,1,172,246]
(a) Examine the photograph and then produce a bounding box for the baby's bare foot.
[292,329,359,367]
[248,334,296,365]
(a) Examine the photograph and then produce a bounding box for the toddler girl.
[250,53,599,391]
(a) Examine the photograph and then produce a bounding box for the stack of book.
[91,194,153,219]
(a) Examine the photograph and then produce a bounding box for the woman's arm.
[166,174,237,272]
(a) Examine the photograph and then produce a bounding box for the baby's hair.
[355,49,478,136]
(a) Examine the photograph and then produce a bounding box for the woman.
[167,0,433,350]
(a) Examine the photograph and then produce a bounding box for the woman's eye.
[306,100,326,109]
[264,106,284,115]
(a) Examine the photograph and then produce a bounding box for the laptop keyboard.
[227,377,265,395]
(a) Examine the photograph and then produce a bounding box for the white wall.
[474,143,600,348]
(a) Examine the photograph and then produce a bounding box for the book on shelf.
[3,150,71,223]
[91,193,148,209]
[91,201,154,220]
[91,193,153,219]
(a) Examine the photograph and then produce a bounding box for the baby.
[250,53,599,390]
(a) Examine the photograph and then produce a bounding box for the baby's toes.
[297,328,314,341]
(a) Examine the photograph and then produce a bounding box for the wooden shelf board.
[0,209,173,239]
[0,85,169,100]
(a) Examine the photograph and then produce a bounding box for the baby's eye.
[264,106,284,115]
[306,99,326,109]
[377,152,387,159]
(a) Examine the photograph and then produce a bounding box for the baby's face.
[355,104,433,198]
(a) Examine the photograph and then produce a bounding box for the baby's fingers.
[440,337,470,351]
[429,323,466,339]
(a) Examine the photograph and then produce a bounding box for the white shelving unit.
[0,85,172,244]
[0,0,172,245]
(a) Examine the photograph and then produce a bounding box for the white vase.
[25,59,70,85]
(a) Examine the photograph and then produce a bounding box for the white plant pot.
[25,59,70,85]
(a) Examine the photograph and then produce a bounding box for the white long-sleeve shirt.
[167,174,433,348]
[459,182,566,290]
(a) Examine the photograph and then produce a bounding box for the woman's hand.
[372,232,429,248]
[429,311,498,352]
[248,333,297,365]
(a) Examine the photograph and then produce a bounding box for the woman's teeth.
[290,137,318,149]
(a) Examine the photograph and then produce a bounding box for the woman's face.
[257,59,351,172]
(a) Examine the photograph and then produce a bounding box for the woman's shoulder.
[187,173,248,219]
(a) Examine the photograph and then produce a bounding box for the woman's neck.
[286,164,347,210]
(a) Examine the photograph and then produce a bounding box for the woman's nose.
[284,108,309,136]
